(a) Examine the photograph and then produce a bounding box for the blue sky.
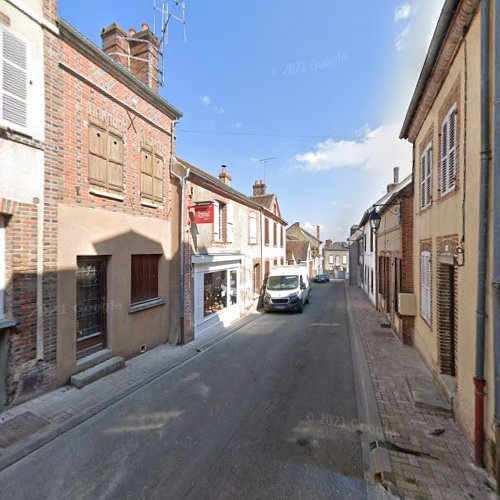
[59,0,443,241]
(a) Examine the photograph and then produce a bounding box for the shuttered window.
[88,124,124,192]
[249,213,257,244]
[420,251,432,324]
[273,222,277,246]
[0,28,28,131]
[226,204,234,243]
[131,254,160,304]
[213,201,221,241]
[0,216,5,318]
[421,144,432,209]
[280,226,284,248]
[440,105,457,195]
[141,147,163,203]
[264,218,270,245]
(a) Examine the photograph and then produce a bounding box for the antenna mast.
[258,157,277,184]
[153,0,187,87]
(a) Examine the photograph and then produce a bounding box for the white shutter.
[420,251,431,323]
[421,145,433,209]
[1,28,28,130]
[226,204,234,243]
[0,216,5,318]
[440,121,448,194]
[420,153,426,209]
[448,109,457,191]
[194,273,204,326]
[249,214,257,244]
[213,202,220,240]
[426,147,432,206]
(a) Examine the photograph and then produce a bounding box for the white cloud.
[302,221,323,233]
[396,25,410,52]
[342,203,352,209]
[214,105,225,115]
[329,201,338,206]
[394,3,411,22]
[294,123,411,175]
[200,95,211,106]
[235,121,243,129]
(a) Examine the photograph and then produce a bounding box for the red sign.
[192,204,214,224]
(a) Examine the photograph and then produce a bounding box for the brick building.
[173,161,287,340]
[376,174,414,344]
[286,222,322,277]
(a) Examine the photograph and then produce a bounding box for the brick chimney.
[252,179,267,196]
[386,166,400,193]
[101,22,160,92]
[129,23,160,92]
[316,225,320,241]
[218,165,232,186]
[325,239,333,249]
[101,23,130,68]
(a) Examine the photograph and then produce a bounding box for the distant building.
[286,223,322,277]
[324,240,349,278]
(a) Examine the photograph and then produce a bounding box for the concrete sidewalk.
[345,284,495,499]
[0,313,260,472]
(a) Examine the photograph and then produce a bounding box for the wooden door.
[76,256,107,358]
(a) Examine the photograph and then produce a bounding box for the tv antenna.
[153,0,187,87]
[258,157,277,184]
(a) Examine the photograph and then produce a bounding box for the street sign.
[191,203,214,224]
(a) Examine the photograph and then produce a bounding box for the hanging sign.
[192,203,214,224]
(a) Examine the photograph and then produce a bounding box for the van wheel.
[297,301,304,313]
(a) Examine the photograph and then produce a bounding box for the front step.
[70,356,125,389]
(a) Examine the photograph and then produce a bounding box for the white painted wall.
[360,222,377,307]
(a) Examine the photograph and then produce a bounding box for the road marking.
[309,323,339,327]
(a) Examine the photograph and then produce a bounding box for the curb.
[0,312,261,473]
[344,282,400,500]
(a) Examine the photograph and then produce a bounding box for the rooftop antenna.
[258,157,277,184]
[153,0,187,87]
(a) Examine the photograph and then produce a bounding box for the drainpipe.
[493,0,500,483]
[474,0,491,468]
[169,122,190,345]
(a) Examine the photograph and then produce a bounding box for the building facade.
[400,0,497,473]
[376,175,414,344]
[324,240,349,278]
[286,222,322,277]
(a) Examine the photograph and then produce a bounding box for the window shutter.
[426,147,432,206]
[1,29,28,129]
[213,202,220,240]
[141,148,153,199]
[88,125,107,186]
[420,153,426,209]
[441,122,448,194]
[420,251,431,323]
[107,133,124,192]
[249,214,257,244]
[226,204,234,243]
[448,110,456,190]
[153,153,163,202]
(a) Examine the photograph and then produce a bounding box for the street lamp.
[369,210,381,233]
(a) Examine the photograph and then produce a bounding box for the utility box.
[398,293,416,316]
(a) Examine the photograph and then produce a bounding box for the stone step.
[406,375,452,414]
[70,356,125,389]
[75,348,114,374]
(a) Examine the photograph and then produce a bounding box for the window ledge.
[90,189,125,201]
[141,200,161,209]
[128,298,165,314]
[0,318,18,330]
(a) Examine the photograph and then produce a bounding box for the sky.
[59,0,444,242]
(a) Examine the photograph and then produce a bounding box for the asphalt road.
[0,280,366,500]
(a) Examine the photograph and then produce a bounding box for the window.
[131,254,160,304]
[273,222,277,247]
[264,260,270,280]
[141,147,163,203]
[420,251,432,323]
[273,259,277,266]
[329,255,333,264]
[370,269,374,293]
[264,218,270,245]
[335,255,340,265]
[89,124,124,192]
[370,229,373,253]
[213,201,223,241]
[249,213,257,244]
[253,263,261,294]
[394,258,402,314]
[226,204,234,243]
[440,105,457,195]
[342,255,347,265]
[280,226,284,248]
[0,28,29,131]
[0,216,5,318]
[203,269,237,317]
[280,257,284,265]
[421,143,432,209]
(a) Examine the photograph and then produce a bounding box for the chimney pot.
[129,28,136,36]
[141,23,150,31]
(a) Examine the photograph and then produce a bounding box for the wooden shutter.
[1,28,28,129]
[448,110,456,190]
[226,204,234,243]
[131,255,159,304]
[265,218,269,245]
[420,251,431,323]
[153,153,163,202]
[141,148,153,199]
[441,121,448,194]
[107,133,124,191]
[89,124,107,186]
[280,226,284,247]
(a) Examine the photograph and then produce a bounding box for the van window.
[267,275,298,291]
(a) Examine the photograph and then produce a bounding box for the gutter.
[474,0,491,468]
[400,0,460,139]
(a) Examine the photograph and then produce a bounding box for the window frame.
[264,218,270,246]
[440,104,457,196]
[249,212,258,245]
[420,142,432,209]
[130,254,161,305]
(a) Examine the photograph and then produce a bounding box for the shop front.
[192,254,242,339]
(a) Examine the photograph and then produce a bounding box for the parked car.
[313,275,328,283]
[320,274,330,282]
[264,266,311,313]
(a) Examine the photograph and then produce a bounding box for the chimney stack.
[101,22,160,92]
[218,165,232,186]
[316,225,321,241]
[394,166,400,184]
[325,239,333,249]
[252,179,267,196]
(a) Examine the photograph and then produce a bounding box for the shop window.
[131,254,160,304]
[249,213,257,244]
[88,124,124,193]
[141,147,163,203]
[204,269,237,317]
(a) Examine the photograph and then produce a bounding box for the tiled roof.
[249,194,275,210]
[286,240,310,261]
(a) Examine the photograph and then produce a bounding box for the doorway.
[437,263,457,377]
[76,256,107,358]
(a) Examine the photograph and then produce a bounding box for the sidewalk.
[0,313,260,472]
[346,284,495,499]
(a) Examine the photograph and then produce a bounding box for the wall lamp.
[369,211,381,233]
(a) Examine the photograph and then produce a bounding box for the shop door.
[76,256,107,358]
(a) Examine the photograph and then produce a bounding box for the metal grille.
[271,298,289,304]
[76,260,104,342]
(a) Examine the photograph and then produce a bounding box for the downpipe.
[474,0,491,468]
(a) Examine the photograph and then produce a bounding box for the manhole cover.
[0,412,49,449]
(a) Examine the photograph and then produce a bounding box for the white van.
[263,265,311,313]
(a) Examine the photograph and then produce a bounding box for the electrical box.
[398,293,416,316]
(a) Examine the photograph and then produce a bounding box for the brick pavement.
[346,284,495,500]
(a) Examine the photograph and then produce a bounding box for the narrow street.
[0,281,366,500]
